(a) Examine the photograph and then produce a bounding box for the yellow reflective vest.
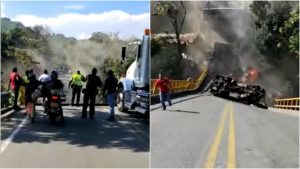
[71,73,84,86]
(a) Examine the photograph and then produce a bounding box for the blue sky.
[3,1,149,18]
[1,1,150,39]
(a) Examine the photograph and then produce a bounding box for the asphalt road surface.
[151,93,299,168]
[1,106,149,168]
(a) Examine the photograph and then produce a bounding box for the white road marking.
[1,116,29,153]
[1,109,19,120]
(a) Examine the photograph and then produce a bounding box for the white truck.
[116,29,150,117]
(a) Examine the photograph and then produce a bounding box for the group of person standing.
[8,66,171,120]
[8,68,62,122]
[68,68,118,121]
[7,67,118,122]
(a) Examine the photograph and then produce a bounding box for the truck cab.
[117,29,150,117]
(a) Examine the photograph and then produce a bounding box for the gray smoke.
[185,1,298,98]
[24,32,138,79]
[151,1,298,99]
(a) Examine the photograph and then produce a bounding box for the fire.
[247,67,259,83]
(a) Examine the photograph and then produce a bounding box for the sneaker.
[81,115,87,119]
[89,116,95,120]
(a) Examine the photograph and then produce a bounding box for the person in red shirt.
[8,67,22,110]
[153,73,173,110]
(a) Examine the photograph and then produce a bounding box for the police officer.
[19,70,30,106]
[69,70,85,106]
[82,68,102,119]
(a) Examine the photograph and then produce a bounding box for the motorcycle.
[44,88,65,124]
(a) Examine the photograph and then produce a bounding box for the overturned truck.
[210,75,267,109]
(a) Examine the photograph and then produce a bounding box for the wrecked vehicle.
[210,75,267,109]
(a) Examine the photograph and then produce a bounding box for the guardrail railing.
[274,97,300,111]
[151,66,208,95]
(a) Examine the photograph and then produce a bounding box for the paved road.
[1,106,149,168]
[151,94,299,168]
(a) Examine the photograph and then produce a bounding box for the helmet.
[51,70,58,79]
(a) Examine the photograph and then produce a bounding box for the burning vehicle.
[210,75,267,109]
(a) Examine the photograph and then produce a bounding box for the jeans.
[107,92,117,117]
[160,92,171,110]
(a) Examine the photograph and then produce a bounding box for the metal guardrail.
[274,97,300,110]
[151,66,208,95]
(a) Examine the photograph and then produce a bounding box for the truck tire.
[117,87,128,112]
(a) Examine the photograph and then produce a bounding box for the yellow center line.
[204,103,230,168]
[227,102,236,168]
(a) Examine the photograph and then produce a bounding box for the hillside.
[1,17,25,32]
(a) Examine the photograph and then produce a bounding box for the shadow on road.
[151,93,211,111]
[3,107,149,153]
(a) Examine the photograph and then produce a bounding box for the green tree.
[1,25,51,70]
[279,7,299,57]
[250,1,299,59]
[1,18,25,32]
[154,1,186,57]
[250,1,299,96]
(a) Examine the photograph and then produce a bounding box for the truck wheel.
[117,87,128,112]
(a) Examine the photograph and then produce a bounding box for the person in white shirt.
[38,69,51,110]
[39,69,51,83]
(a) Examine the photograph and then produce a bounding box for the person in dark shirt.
[46,71,64,90]
[102,70,118,121]
[25,70,40,122]
[42,70,64,116]
[82,68,102,119]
